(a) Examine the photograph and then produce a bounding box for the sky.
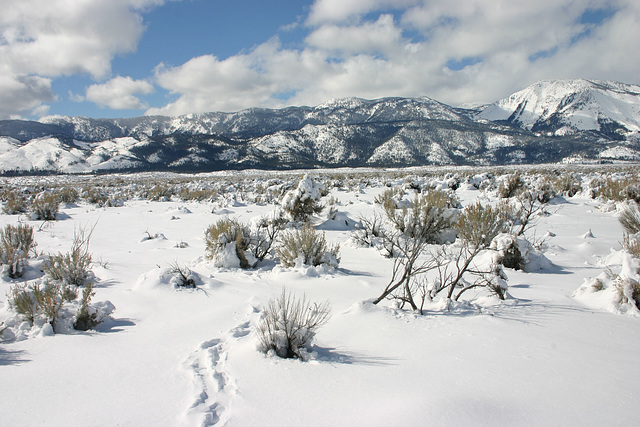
[0,0,638,120]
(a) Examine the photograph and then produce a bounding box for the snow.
[480,79,640,133]
[0,167,639,426]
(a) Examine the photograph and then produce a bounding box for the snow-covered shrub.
[619,203,640,235]
[574,253,640,314]
[29,191,60,221]
[73,281,98,330]
[6,279,114,334]
[621,233,640,259]
[281,175,325,222]
[7,280,77,330]
[0,223,34,278]
[593,176,640,202]
[255,289,331,359]
[484,263,510,300]
[205,218,253,268]
[169,262,197,288]
[497,173,525,199]
[43,228,94,287]
[178,187,217,202]
[490,233,550,272]
[82,186,109,207]
[276,224,340,268]
[552,173,582,197]
[56,186,79,205]
[374,200,512,311]
[146,184,174,201]
[384,190,457,244]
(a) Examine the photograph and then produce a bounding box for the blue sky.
[1,0,638,120]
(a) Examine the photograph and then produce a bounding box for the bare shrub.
[1,223,34,278]
[30,192,60,221]
[255,289,331,359]
[619,203,640,235]
[43,227,94,287]
[250,212,287,263]
[374,200,510,312]
[276,224,340,268]
[352,212,386,248]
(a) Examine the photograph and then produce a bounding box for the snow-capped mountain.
[479,79,640,139]
[0,80,638,174]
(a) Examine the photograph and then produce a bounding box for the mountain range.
[0,79,638,174]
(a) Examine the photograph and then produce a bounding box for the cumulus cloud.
[148,0,640,116]
[0,0,168,117]
[86,76,154,110]
[307,0,419,24]
[0,75,56,119]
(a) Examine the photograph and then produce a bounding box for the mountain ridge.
[0,79,638,174]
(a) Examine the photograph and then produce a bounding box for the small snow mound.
[581,229,595,239]
[40,323,54,337]
[139,232,167,243]
[317,211,358,231]
[573,252,640,316]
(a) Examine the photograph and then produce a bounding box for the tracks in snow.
[183,315,254,426]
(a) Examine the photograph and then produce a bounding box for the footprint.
[182,314,253,426]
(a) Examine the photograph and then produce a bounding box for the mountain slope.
[0,82,638,174]
[478,79,640,140]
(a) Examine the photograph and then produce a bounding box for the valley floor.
[1,168,638,426]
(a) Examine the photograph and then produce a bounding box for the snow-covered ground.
[1,166,639,426]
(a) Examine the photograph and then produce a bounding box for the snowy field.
[1,165,639,426]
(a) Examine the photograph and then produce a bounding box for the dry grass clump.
[255,288,331,359]
[43,228,94,287]
[2,190,28,215]
[30,192,60,221]
[619,203,640,235]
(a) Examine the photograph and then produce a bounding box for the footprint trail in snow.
[183,316,254,426]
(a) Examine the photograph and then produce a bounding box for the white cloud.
[307,0,419,24]
[305,14,403,56]
[0,74,56,119]
[148,0,640,116]
[86,76,154,110]
[0,0,168,117]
